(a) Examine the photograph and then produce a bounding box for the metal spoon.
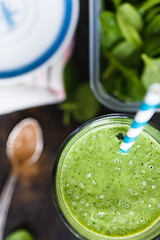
[0,118,43,240]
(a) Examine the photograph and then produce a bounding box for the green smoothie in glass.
[52,114,160,240]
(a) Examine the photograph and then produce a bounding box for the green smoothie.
[53,115,160,240]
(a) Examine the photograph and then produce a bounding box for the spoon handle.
[0,172,18,240]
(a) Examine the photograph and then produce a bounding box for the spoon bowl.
[0,118,43,240]
[6,118,43,169]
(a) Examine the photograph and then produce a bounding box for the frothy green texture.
[60,125,160,237]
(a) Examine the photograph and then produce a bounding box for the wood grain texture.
[0,0,89,237]
[0,106,79,240]
[1,0,160,239]
[1,107,160,240]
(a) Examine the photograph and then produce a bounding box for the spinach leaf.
[100,0,160,102]
[139,0,160,14]
[102,50,145,101]
[145,15,160,37]
[112,0,122,9]
[72,83,101,122]
[59,101,78,126]
[63,58,79,100]
[104,51,144,94]
[144,35,160,57]
[102,72,131,102]
[5,230,34,240]
[60,56,101,125]
[111,40,141,67]
[145,6,160,23]
[116,3,143,48]
[102,65,122,95]
[102,64,144,102]
[117,3,143,31]
[124,75,144,101]
[141,54,160,89]
[60,83,101,125]
[100,11,122,50]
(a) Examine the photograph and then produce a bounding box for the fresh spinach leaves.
[100,0,160,102]
[59,59,101,125]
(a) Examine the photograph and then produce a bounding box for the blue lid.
[0,0,79,80]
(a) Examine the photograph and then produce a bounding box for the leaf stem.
[102,64,115,80]
[139,0,160,14]
[104,51,145,93]
[59,102,78,111]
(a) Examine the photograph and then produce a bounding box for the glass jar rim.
[52,113,160,240]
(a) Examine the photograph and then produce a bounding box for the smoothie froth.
[61,125,160,237]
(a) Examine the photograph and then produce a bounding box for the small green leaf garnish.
[116,133,125,140]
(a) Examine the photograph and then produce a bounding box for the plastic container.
[0,0,79,115]
[89,0,143,112]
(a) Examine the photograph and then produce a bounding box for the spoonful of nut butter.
[0,118,43,240]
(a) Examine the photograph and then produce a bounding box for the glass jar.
[52,113,160,240]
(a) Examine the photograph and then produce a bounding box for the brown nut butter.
[13,124,37,166]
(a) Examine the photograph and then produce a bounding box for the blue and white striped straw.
[120,83,160,154]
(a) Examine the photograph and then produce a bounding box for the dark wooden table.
[1,0,160,239]
[0,0,89,238]
[0,105,79,240]
[1,106,160,240]
[0,0,90,238]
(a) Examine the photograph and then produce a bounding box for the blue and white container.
[0,0,79,115]
[0,0,79,82]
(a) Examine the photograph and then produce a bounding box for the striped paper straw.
[120,83,160,154]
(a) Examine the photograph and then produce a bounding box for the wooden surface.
[0,106,79,240]
[1,107,160,240]
[0,0,90,239]
[1,0,160,239]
